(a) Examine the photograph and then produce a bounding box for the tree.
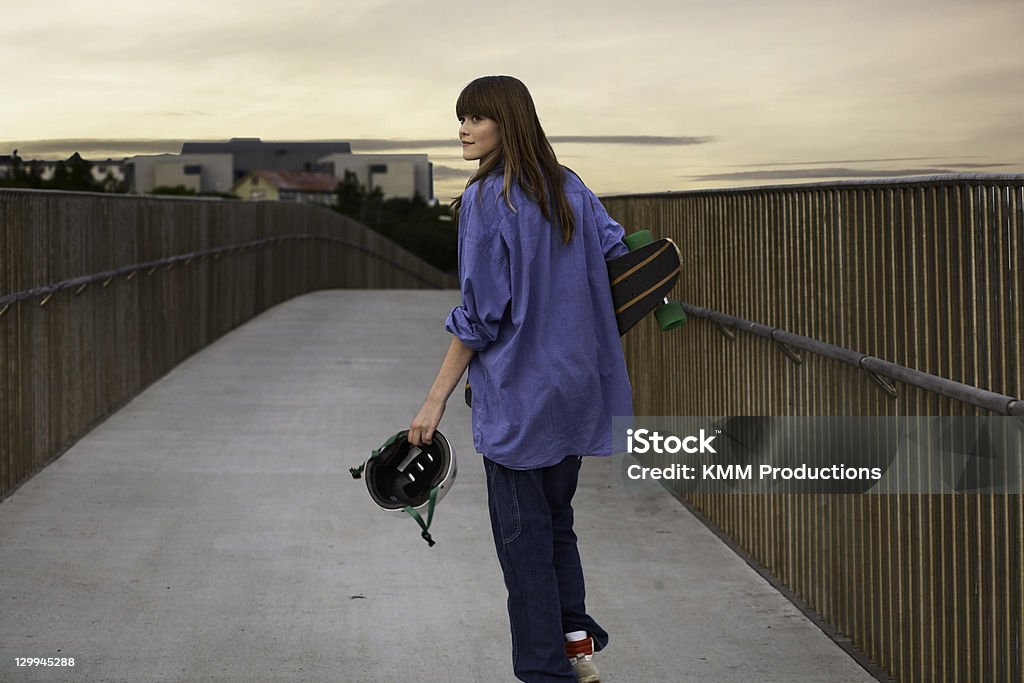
[335,170,365,216]
[334,170,384,223]
[58,152,104,191]
[332,171,456,273]
[10,148,23,179]
[0,149,43,188]
[1,150,107,192]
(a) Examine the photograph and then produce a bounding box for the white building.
[318,153,433,201]
[124,153,234,194]
[123,139,433,201]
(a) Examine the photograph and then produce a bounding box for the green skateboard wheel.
[655,300,687,331]
[624,230,653,251]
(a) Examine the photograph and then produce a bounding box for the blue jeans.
[483,455,608,683]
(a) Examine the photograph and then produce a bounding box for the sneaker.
[565,636,600,683]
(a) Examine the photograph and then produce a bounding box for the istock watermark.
[610,416,1023,495]
[626,428,718,454]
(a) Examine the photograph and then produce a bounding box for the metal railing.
[680,303,1023,416]
[603,174,1023,683]
[0,189,456,499]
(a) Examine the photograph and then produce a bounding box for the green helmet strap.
[403,486,439,547]
[350,431,404,479]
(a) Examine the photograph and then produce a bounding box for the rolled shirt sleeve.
[445,194,511,351]
[590,193,629,260]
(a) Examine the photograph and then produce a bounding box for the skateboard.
[464,230,685,406]
[609,231,685,335]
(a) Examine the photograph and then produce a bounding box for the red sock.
[565,637,594,658]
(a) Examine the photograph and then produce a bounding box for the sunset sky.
[3,0,1022,199]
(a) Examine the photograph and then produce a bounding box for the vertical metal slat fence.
[0,189,456,499]
[603,174,1023,683]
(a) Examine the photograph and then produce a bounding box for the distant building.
[231,170,338,207]
[319,152,432,201]
[124,153,234,195]
[181,138,352,183]
[123,138,433,202]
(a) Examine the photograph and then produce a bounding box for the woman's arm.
[408,336,475,446]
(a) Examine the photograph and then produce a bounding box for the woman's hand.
[409,396,446,446]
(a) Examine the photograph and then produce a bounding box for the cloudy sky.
[3,0,1022,199]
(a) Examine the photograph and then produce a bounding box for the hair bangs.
[456,79,499,120]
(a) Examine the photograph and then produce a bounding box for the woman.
[408,75,632,683]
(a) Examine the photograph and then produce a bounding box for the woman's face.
[459,114,500,163]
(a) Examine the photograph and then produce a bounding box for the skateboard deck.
[464,236,682,407]
[608,237,682,335]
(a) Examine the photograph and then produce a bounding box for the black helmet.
[351,430,456,546]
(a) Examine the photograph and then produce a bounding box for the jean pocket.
[486,459,521,544]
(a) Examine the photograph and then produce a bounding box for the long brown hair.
[450,75,576,244]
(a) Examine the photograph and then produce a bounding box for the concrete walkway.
[0,290,876,682]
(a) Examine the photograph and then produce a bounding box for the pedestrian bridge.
[2,176,1022,682]
[0,289,876,681]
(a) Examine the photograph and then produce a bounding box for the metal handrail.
[0,233,446,314]
[685,302,1024,417]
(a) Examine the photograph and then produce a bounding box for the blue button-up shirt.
[445,168,633,469]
